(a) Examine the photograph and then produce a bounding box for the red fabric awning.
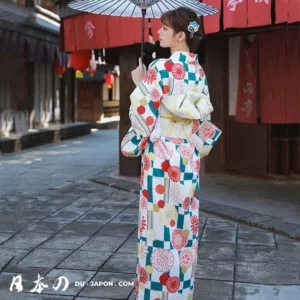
[223,0,247,29]
[276,0,288,24]
[203,0,221,34]
[63,13,149,52]
[248,0,271,27]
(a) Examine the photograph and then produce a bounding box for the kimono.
[121,51,222,300]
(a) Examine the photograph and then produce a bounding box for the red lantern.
[105,73,114,89]
[55,59,65,78]
[70,50,90,71]
[88,68,96,77]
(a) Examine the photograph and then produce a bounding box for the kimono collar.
[170,51,199,63]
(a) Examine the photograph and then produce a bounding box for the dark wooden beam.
[119,45,141,176]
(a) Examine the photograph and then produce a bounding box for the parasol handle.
[141,8,146,65]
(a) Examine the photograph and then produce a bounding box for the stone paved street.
[0,130,299,300]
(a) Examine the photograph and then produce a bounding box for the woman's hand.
[131,58,147,86]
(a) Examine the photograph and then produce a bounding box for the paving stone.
[75,298,110,300]
[100,253,136,274]
[236,261,300,285]
[201,228,236,243]
[38,269,96,296]
[96,202,130,211]
[196,259,234,281]
[238,230,275,246]
[117,238,137,254]
[0,219,39,233]
[236,244,277,263]
[35,200,73,211]
[39,234,90,250]
[234,283,300,300]
[97,223,137,237]
[0,272,46,299]
[205,218,238,230]
[80,236,126,252]
[194,279,233,300]
[121,207,139,215]
[27,220,70,233]
[130,228,139,238]
[60,222,106,236]
[2,232,53,249]
[198,242,236,261]
[5,199,44,211]
[77,211,117,223]
[16,249,72,268]
[57,250,112,271]
[0,233,15,244]
[78,272,135,299]
[0,248,30,269]
[0,291,73,300]
[110,213,138,225]
[46,211,86,221]
[27,295,74,300]
[22,209,55,220]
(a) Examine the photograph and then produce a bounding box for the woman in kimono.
[121,6,221,300]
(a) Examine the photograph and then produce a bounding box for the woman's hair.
[160,7,203,53]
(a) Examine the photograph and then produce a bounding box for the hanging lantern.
[55,59,65,78]
[70,50,90,71]
[105,73,114,89]
[87,50,97,77]
[75,71,84,78]
[88,69,96,77]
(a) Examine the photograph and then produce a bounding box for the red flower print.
[172,229,188,250]
[182,197,190,210]
[140,216,146,234]
[166,276,180,293]
[166,137,184,145]
[140,196,148,210]
[172,63,186,80]
[154,140,173,160]
[142,189,150,199]
[190,215,199,235]
[155,184,165,194]
[191,197,198,211]
[159,273,170,285]
[192,120,200,134]
[178,145,193,159]
[199,66,205,78]
[168,166,181,182]
[143,156,151,171]
[199,123,216,140]
[150,88,161,102]
[137,106,146,114]
[161,161,170,172]
[193,159,200,173]
[163,85,169,95]
[146,116,154,126]
[138,137,148,150]
[164,61,174,72]
[180,249,194,268]
[144,69,157,84]
[151,249,174,272]
[134,279,139,298]
[138,265,149,284]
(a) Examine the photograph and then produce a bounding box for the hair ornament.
[187,21,200,38]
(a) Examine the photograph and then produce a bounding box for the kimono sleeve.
[121,60,163,157]
[193,71,222,159]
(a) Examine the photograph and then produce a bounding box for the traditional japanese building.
[0,0,71,138]
[57,0,299,179]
